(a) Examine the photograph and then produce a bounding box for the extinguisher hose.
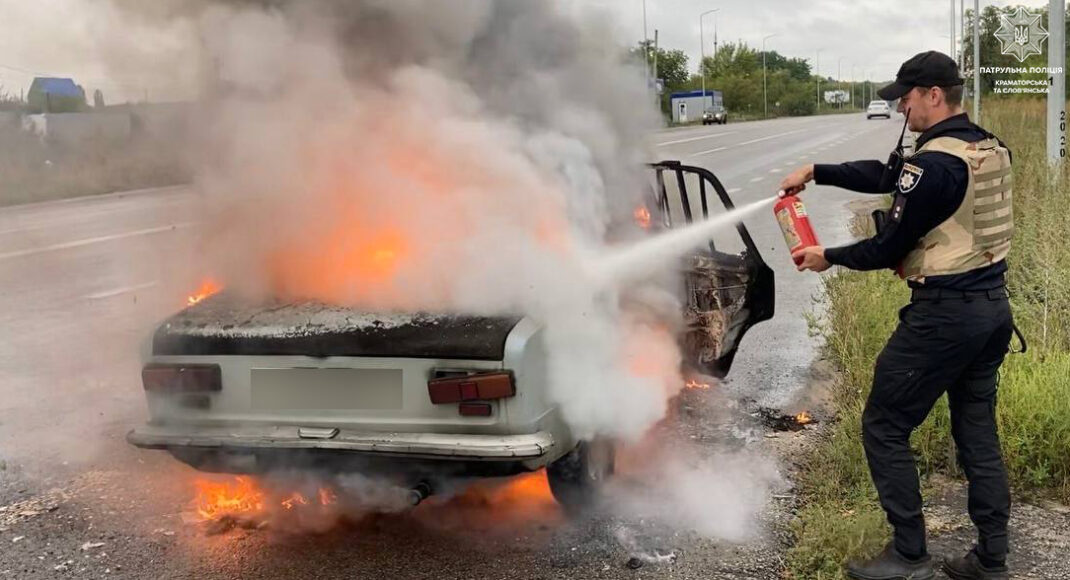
[1010,322,1027,354]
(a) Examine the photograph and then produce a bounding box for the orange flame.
[187,278,222,306]
[280,492,309,510]
[318,487,337,506]
[267,226,410,305]
[795,411,813,425]
[191,477,339,523]
[634,205,652,230]
[685,379,711,390]
[193,476,266,521]
[487,470,556,507]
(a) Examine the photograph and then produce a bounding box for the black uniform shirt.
[813,113,1008,290]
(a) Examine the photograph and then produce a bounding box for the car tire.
[546,438,614,514]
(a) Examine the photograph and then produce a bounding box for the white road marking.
[769,168,782,174]
[688,146,727,157]
[749,176,765,183]
[84,281,159,300]
[0,222,200,261]
[726,187,743,194]
[733,128,808,148]
[656,130,739,146]
[688,127,808,157]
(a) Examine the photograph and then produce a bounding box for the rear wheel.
[546,439,614,514]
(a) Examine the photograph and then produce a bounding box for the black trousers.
[862,290,1013,562]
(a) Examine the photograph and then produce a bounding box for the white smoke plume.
[79,0,786,545]
[137,0,682,442]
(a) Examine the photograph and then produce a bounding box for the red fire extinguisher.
[774,193,819,266]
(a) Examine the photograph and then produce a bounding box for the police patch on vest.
[898,163,924,193]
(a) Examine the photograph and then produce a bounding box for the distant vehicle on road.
[702,106,728,125]
[127,163,775,513]
[866,100,892,119]
[671,89,722,124]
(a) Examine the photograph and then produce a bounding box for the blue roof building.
[28,77,86,113]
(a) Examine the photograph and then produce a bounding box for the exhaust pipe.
[408,481,433,506]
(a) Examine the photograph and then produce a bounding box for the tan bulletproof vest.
[898,135,1013,283]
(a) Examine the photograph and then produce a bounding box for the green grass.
[787,98,1070,579]
[0,126,190,207]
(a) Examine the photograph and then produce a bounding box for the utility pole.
[700,9,720,112]
[973,0,980,122]
[763,33,777,119]
[653,29,660,108]
[816,49,822,112]
[713,11,719,61]
[960,0,965,64]
[838,57,843,109]
[950,0,956,59]
[1048,0,1066,164]
[851,63,858,108]
[643,0,650,94]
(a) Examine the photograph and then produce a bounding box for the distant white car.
[867,100,892,119]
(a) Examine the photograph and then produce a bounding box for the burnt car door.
[649,161,774,378]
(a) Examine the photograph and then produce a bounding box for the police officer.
[779,51,1015,580]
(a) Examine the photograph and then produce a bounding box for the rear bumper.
[127,424,555,461]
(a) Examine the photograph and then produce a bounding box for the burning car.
[127,162,774,512]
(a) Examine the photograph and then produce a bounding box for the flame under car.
[127,162,774,511]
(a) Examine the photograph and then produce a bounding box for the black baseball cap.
[877,51,964,100]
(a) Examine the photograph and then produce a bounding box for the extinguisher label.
[776,208,801,249]
[793,202,808,217]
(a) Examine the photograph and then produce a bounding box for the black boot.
[845,543,935,580]
[942,549,1009,580]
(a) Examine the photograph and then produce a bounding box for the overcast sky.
[0,0,1055,103]
[590,0,1052,82]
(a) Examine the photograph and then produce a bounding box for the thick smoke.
[165,0,679,442]
[93,0,780,542]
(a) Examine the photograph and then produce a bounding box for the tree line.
[632,40,881,121]
[633,3,1069,122]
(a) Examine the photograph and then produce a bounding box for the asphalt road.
[648,113,903,408]
[0,113,905,580]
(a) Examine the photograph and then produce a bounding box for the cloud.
[581,0,1053,83]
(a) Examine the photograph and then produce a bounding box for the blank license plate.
[251,368,402,410]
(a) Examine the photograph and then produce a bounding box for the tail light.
[427,371,514,405]
[142,363,222,393]
[458,403,493,417]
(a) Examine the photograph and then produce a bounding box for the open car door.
[649,161,775,378]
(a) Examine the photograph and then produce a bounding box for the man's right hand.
[779,164,815,197]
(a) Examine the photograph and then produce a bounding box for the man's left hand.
[792,246,831,272]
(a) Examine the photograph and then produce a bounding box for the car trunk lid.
[152,295,523,361]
